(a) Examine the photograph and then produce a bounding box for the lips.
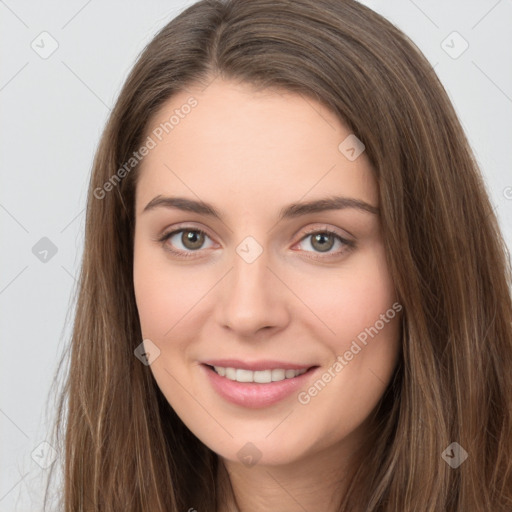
[200,360,320,408]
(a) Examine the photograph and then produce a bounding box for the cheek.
[290,247,401,437]
[133,260,170,338]
[290,243,398,350]
[133,242,206,339]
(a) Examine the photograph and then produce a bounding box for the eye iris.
[182,230,204,250]
[311,233,334,252]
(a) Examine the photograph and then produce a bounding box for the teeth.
[212,366,308,383]
[271,369,285,381]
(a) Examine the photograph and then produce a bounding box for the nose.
[216,247,290,337]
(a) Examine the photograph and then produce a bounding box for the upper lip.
[202,359,317,371]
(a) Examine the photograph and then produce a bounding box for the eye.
[294,227,355,259]
[158,227,215,257]
[157,225,355,260]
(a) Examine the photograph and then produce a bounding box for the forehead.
[135,79,377,218]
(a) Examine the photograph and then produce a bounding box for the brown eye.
[180,229,205,250]
[295,228,355,259]
[310,232,336,252]
[158,227,214,257]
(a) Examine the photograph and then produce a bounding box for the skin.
[133,78,401,511]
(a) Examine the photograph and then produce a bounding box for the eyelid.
[297,224,353,241]
[156,222,216,242]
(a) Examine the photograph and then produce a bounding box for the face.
[133,79,401,467]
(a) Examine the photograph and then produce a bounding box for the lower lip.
[201,364,318,409]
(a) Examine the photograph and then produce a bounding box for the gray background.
[1,1,511,510]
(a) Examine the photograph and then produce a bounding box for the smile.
[201,362,319,408]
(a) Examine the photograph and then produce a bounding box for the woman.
[46,0,512,510]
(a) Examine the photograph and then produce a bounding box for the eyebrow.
[142,195,379,220]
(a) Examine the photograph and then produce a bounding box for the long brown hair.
[44,0,512,510]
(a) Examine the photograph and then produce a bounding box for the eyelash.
[157,225,355,261]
